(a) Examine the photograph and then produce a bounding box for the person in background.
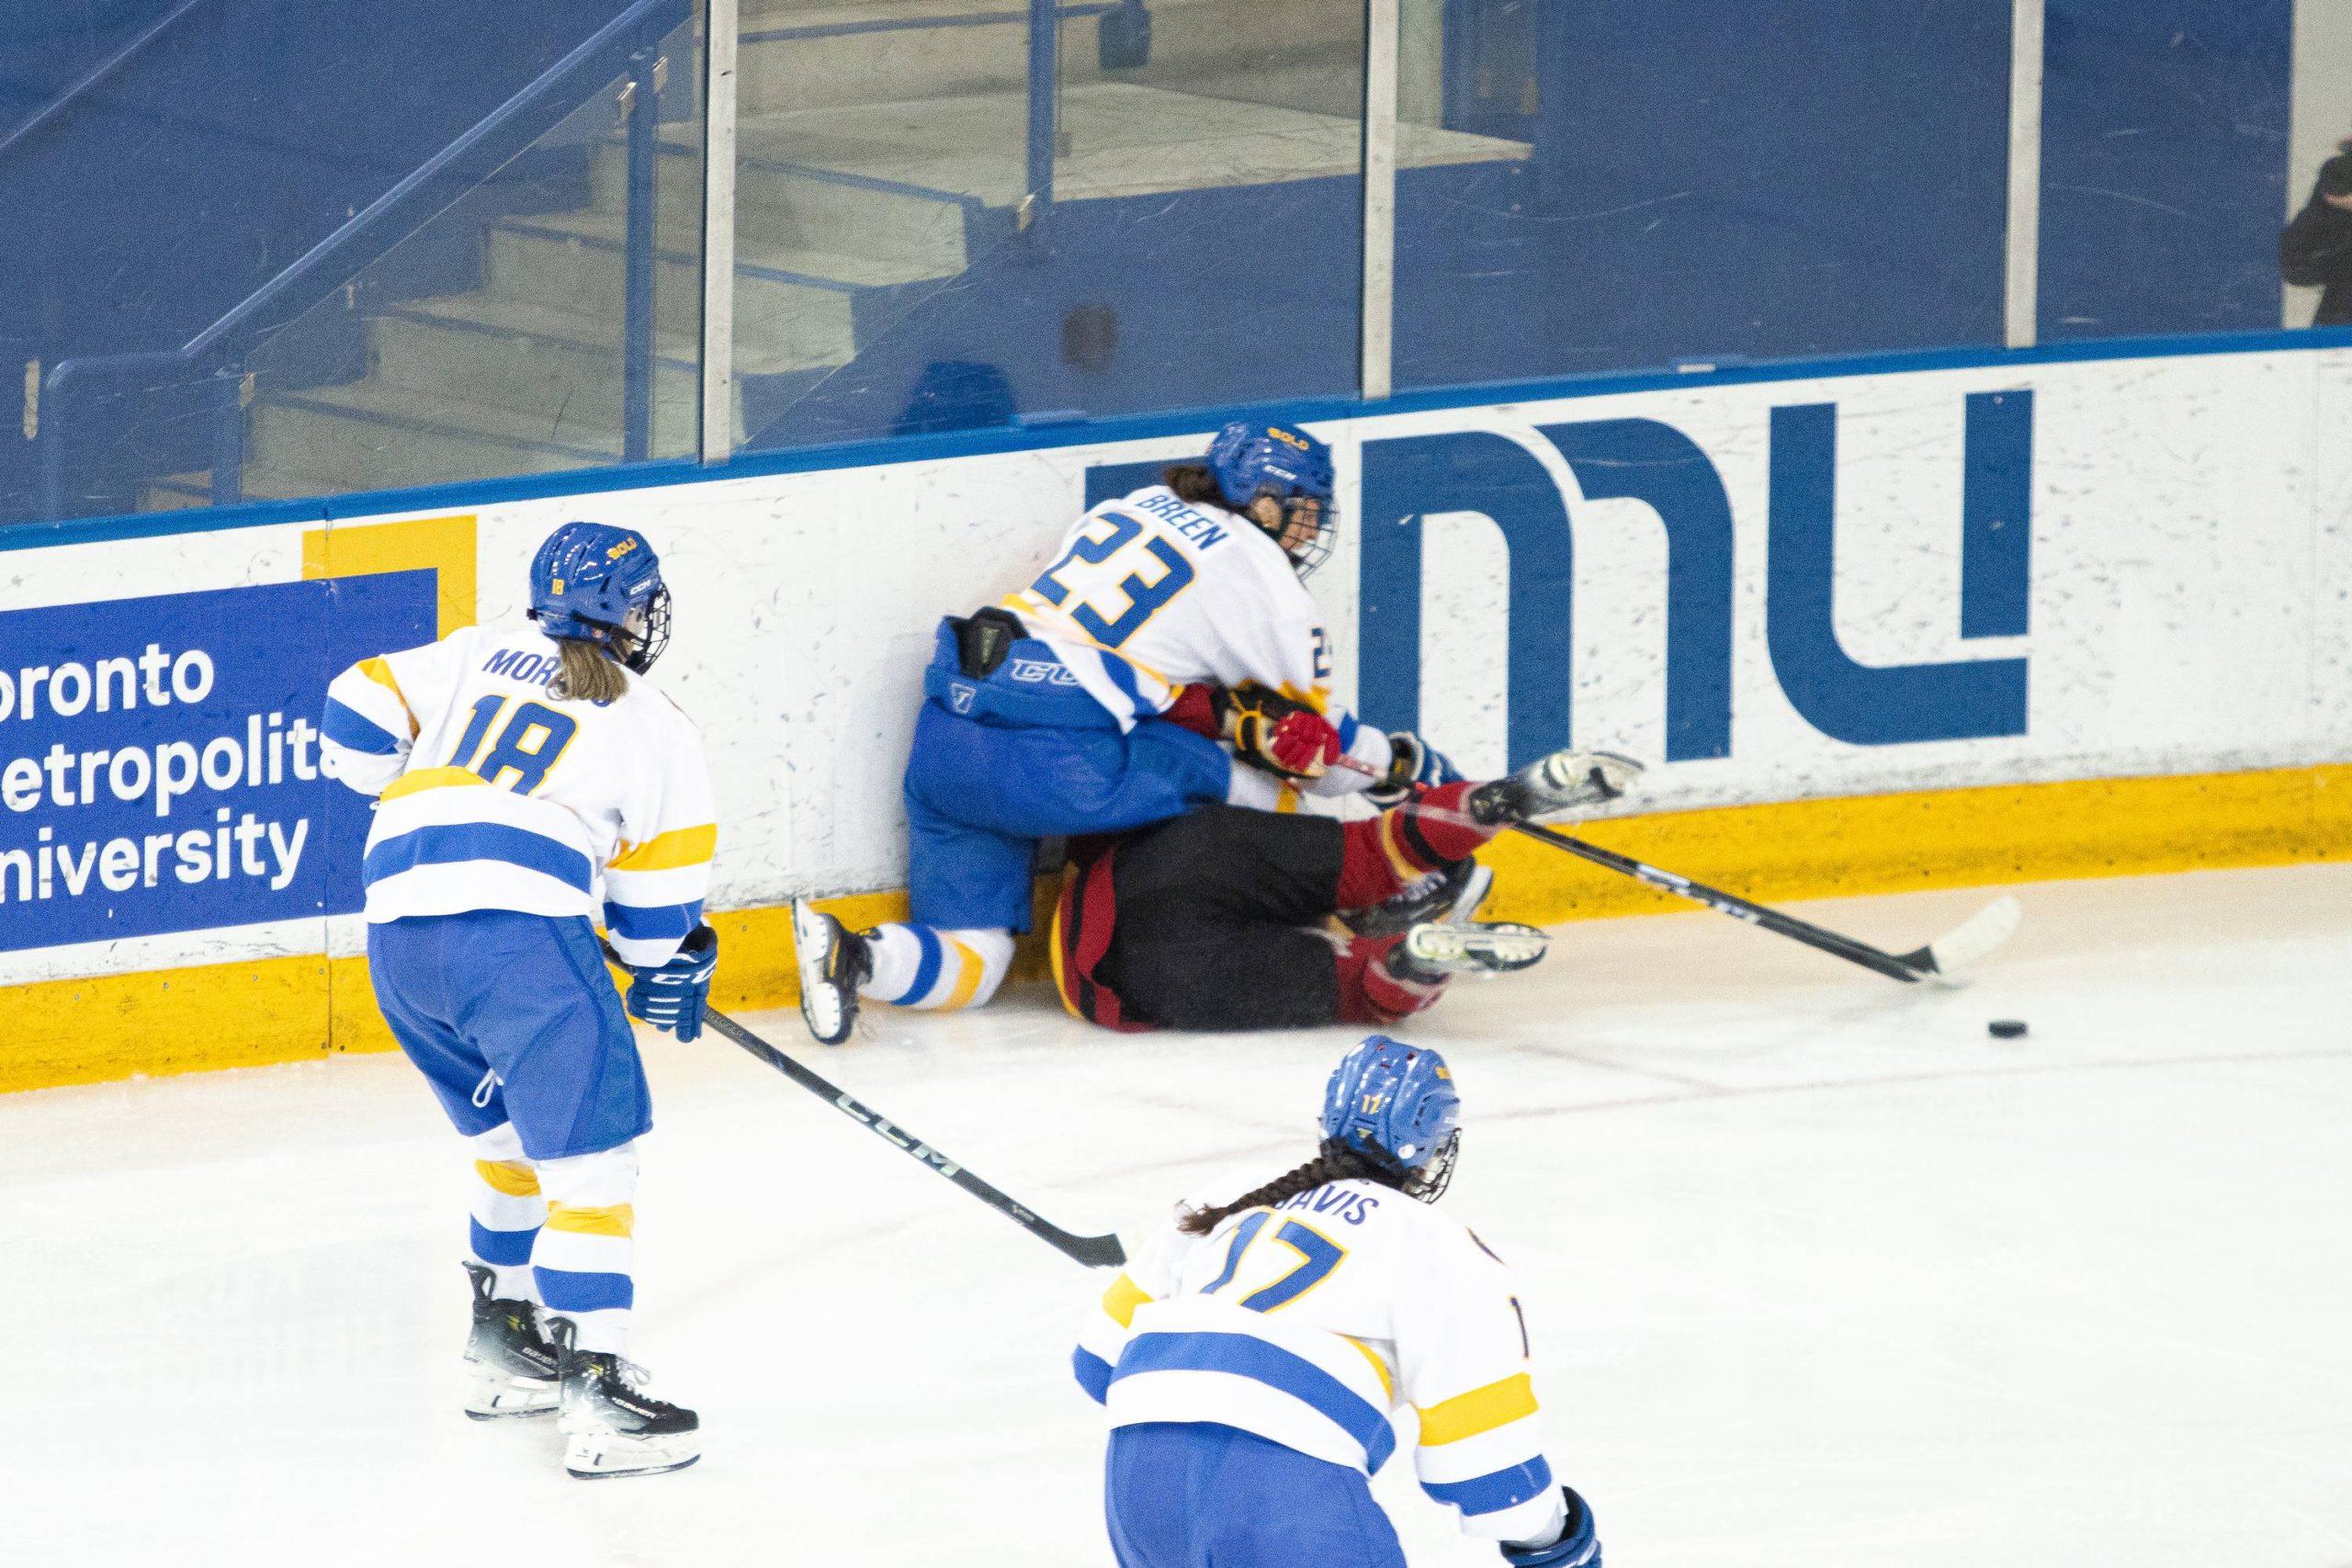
[2281,137,2352,324]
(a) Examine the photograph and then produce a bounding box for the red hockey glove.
[1226,682,1341,781]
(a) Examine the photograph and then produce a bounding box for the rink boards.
[3,338,2348,1088]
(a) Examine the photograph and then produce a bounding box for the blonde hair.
[548,637,630,705]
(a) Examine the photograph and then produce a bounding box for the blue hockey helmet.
[528,522,671,673]
[1320,1034,1462,1201]
[1205,418,1339,577]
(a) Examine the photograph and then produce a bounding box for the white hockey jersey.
[1007,485,1391,793]
[317,625,716,969]
[1075,1174,1568,1546]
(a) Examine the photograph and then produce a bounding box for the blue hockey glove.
[1500,1487,1600,1568]
[1369,729,1462,807]
[626,923,718,1043]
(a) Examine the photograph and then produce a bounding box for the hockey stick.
[1505,822,2023,985]
[1323,752,2018,983]
[601,942,1126,1269]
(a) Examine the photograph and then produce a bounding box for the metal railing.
[0,0,225,161]
[36,0,687,517]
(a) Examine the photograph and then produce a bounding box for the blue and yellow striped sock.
[858,924,1014,1010]
[532,1143,639,1355]
[466,1123,544,1301]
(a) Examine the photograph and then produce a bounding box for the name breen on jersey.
[1126,489,1232,550]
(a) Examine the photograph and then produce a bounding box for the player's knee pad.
[534,1141,639,1211]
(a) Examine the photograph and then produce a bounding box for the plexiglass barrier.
[0,0,2343,525]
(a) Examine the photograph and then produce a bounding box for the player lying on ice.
[798,742,1643,1036]
[1075,1034,1602,1568]
[1046,746,1643,1032]
[319,523,717,1479]
[789,417,1463,1041]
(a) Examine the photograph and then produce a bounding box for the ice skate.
[1467,749,1644,826]
[461,1261,559,1420]
[1397,919,1550,976]
[793,897,871,1045]
[548,1317,700,1479]
[1346,858,1496,938]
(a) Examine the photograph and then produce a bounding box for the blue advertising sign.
[0,572,437,951]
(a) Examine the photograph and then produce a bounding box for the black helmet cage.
[1401,1128,1460,1204]
[622,583,673,673]
[1349,1126,1459,1205]
[562,581,672,674]
[1248,485,1339,579]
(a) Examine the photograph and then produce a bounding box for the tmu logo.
[1356,393,2032,766]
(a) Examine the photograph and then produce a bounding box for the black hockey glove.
[1500,1486,1600,1568]
[1367,729,1461,807]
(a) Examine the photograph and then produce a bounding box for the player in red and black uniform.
[1050,747,1643,1032]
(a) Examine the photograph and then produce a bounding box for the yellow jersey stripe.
[1047,867,1084,1021]
[473,1159,541,1197]
[545,1202,635,1237]
[942,938,986,1010]
[1101,1273,1152,1329]
[1278,681,1329,714]
[610,822,718,872]
[1344,1335,1395,1401]
[1000,592,1176,690]
[381,766,490,802]
[358,657,419,737]
[1417,1371,1538,1446]
[1377,814,1421,883]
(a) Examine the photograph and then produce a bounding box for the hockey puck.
[1987,1019,2029,1039]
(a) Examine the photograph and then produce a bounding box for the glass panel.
[5,2,704,525]
[730,0,1365,453]
[2283,0,2352,328]
[1390,0,2011,393]
[2039,2,2292,343]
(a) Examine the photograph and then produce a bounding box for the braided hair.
[1177,1140,1405,1236]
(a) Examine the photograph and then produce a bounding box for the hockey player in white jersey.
[319,522,715,1479]
[795,418,1460,1042]
[1075,1035,1601,1568]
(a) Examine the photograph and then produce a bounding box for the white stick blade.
[1924,894,2024,979]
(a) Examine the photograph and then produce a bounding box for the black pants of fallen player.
[1056,793,1498,1032]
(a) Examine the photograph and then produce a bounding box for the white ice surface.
[4,864,2351,1566]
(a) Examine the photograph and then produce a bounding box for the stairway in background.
[139,0,1523,512]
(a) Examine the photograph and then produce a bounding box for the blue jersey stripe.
[363,823,594,894]
[603,898,705,941]
[1072,1347,1114,1404]
[1112,1331,1396,1472]
[1335,710,1361,750]
[469,1217,538,1267]
[1421,1457,1555,1516]
[891,924,944,1007]
[535,1267,634,1314]
[1096,649,1150,716]
[322,695,403,756]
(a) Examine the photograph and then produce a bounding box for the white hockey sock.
[532,1143,639,1355]
[859,923,1013,1010]
[465,1122,544,1302]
